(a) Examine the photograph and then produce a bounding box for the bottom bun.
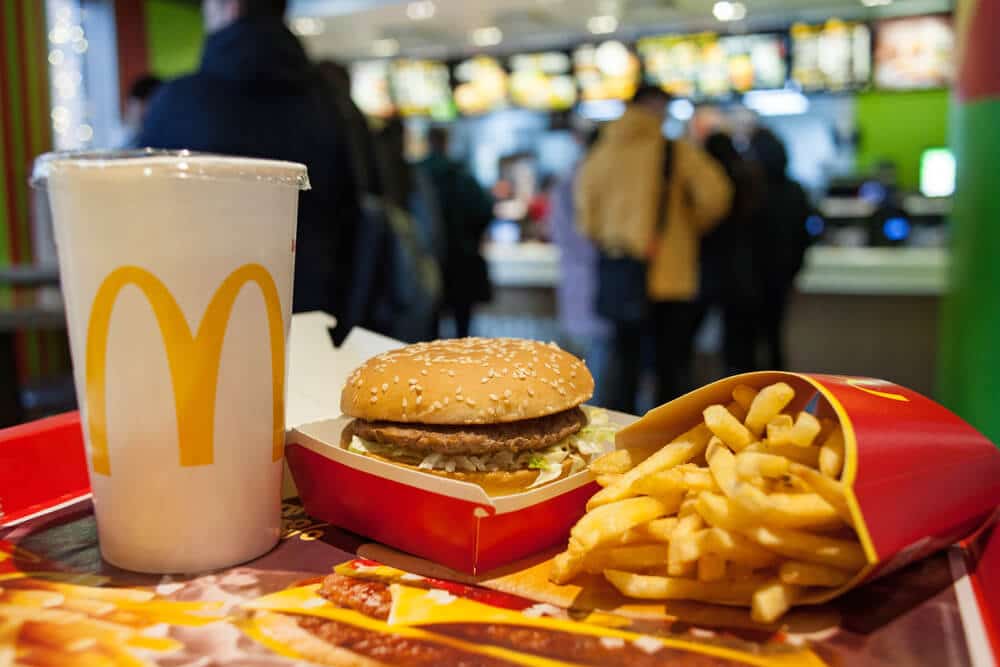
[340,424,573,496]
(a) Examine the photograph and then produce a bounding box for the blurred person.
[549,128,611,406]
[699,131,759,376]
[317,60,381,198]
[119,75,162,147]
[577,85,732,413]
[748,128,813,370]
[420,127,493,338]
[136,0,361,329]
[526,173,557,241]
[367,116,444,342]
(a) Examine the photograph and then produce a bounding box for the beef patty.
[348,406,587,455]
[309,574,745,667]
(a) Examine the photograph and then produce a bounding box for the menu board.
[350,60,395,118]
[638,33,719,98]
[719,33,787,92]
[791,20,871,91]
[454,55,508,115]
[638,32,785,98]
[574,41,640,101]
[874,15,954,90]
[508,51,577,111]
[389,59,454,120]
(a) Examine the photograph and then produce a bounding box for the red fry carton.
[618,371,1000,603]
[286,411,633,575]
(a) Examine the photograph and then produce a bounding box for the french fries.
[0,578,217,666]
[551,380,867,623]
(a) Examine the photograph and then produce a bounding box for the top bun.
[341,338,595,425]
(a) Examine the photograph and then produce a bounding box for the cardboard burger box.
[616,370,1000,603]
[287,409,634,575]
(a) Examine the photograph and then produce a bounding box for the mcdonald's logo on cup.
[85,263,286,476]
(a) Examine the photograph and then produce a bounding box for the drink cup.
[32,151,308,573]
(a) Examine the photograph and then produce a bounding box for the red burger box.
[285,411,635,575]
[287,370,1000,589]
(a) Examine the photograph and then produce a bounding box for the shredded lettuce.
[345,407,618,490]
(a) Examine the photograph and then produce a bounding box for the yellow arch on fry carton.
[86,264,285,475]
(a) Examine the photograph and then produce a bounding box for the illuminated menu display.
[351,60,395,119]
[638,33,717,98]
[719,34,786,92]
[454,56,508,115]
[639,32,786,98]
[389,59,454,120]
[508,51,577,111]
[574,41,640,101]
[791,20,871,91]
[874,15,954,90]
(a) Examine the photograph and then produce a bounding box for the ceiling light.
[290,17,324,36]
[861,0,892,6]
[712,1,746,22]
[406,1,436,21]
[471,26,503,47]
[372,38,399,57]
[587,15,618,35]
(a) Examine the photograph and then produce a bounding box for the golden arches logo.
[846,378,909,403]
[86,264,285,476]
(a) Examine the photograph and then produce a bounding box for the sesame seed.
[370,387,378,394]
[448,370,455,377]
[489,393,499,401]
[421,369,428,376]
[403,398,408,408]
[527,388,535,397]
[444,397,450,405]
[432,401,442,410]
[416,395,422,405]
[456,386,463,393]
[409,378,417,385]
[466,398,477,406]
[504,389,512,399]
[370,396,378,403]
[394,375,400,383]
[381,383,389,392]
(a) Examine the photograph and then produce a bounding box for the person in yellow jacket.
[576,86,733,413]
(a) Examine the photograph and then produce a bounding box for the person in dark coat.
[419,127,493,339]
[317,60,381,199]
[137,0,360,326]
[748,128,813,370]
[700,131,759,375]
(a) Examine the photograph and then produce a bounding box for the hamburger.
[340,338,615,495]
[249,572,725,667]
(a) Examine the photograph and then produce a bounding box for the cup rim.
[30,149,310,191]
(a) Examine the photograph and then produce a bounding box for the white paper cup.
[34,151,309,573]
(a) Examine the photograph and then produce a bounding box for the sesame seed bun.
[341,338,594,425]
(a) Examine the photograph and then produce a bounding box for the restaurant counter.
[481,243,946,395]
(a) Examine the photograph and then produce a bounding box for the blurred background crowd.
[2,0,996,439]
